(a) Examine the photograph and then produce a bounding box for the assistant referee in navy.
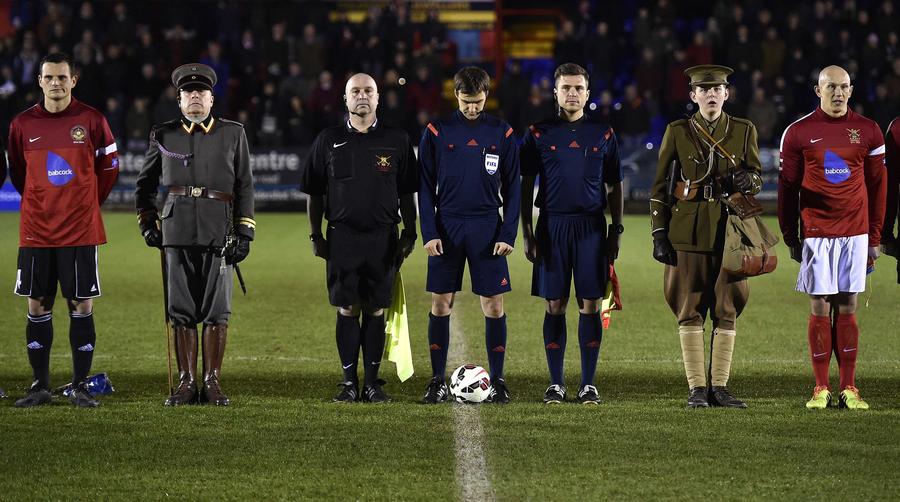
[135,63,255,407]
[300,73,418,403]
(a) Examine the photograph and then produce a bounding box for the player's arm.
[863,125,887,249]
[519,126,539,263]
[396,136,419,266]
[7,121,26,194]
[650,125,677,265]
[777,124,804,261]
[135,125,163,247]
[495,125,520,255]
[232,127,255,241]
[604,128,624,261]
[301,133,328,259]
[94,117,119,204]
[224,127,254,265]
[418,123,442,256]
[734,122,763,194]
[0,138,7,185]
[882,119,899,251]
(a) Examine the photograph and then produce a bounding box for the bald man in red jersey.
[778,65,885,411]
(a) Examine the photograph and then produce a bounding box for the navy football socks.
[335,313,361,383]
[543,312,566,385]
[428,313,451,381]
[578,312,602,387]
[69,311,96,385]
[26,313,53,389]
[361,313,385,386]
[485,315,507,381]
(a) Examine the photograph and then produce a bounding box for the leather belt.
[168,185,234,202]
[673,180,723,202]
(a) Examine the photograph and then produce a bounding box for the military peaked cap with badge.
[171,63,217,92]
[684,64,734,87]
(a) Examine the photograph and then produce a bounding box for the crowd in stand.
[0,0,898,152]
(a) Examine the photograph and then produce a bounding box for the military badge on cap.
[171,63,217,92]
[684,65,734,87]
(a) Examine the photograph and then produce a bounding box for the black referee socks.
[26,313,53,389]
[335,312,361,383]
[361,313,385,386]
[69,311,96,386]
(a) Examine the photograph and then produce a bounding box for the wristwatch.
[609,224,625,235]
[309,233,323,242]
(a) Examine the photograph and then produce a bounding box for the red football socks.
[807,315,832,388]
[834,313,859,390]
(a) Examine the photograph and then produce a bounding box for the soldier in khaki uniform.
[649,65,762,409]
[135,63,255,407]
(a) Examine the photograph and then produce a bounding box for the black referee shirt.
[301,119,418,231]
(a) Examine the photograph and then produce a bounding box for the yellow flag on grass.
[384,272,414,381]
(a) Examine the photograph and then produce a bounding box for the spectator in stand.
[685,32,713,66]
[585,22,614,89]
[747,86,778,145]
[296,23,324,79]
[283,95,315,146]
[618,84,650,152]
[406,65,442,117]
[308,70,341,133]
[759,27,786,79]
[255,80,282,147]
[125,96,151,150]
[497,60,530,136]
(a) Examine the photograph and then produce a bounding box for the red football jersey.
[778,107,886,247]
[883,117,900,241]
[8,99,119,247]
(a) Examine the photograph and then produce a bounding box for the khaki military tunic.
[650,111,761,328]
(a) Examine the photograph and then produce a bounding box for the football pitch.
[1,212,899,500]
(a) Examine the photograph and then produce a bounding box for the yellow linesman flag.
[384,272,414,381]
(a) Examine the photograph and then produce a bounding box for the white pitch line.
[447,299,495,502]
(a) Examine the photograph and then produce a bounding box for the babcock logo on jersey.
[46,151,75,186]
[823,150,850,184]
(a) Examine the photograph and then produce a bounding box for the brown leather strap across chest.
[168,185,234,202]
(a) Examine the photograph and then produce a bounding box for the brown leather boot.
[165,325,198,406]
[200,323,230,406]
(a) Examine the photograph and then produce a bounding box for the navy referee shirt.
[301,119,418,231]
[418,110,521,245]
[520,116,623,216]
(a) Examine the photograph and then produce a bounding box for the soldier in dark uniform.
[301,73,418,403]
[134,63,255,407]
[649,65,762,409]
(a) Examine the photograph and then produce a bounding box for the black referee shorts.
[326,225,398,309]
[14,246,101,300]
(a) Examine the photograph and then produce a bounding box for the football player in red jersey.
[778,66,885,410]
[7,53,119,408]
[880,117,900,267]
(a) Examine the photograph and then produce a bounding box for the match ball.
[448,364,491,403]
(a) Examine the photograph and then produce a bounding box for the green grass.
[1,212,899,500]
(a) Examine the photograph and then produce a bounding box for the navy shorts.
[15,246,101,300]
[531,214,608,300]
[326,224,398,309]
[426,214,511,297]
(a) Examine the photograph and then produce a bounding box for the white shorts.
[796,234,868,295]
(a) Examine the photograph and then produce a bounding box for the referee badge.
[484,153,499,175]
[375,154,392,172]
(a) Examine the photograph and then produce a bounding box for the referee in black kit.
[300,73,418,403]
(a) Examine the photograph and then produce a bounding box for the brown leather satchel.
[721,213,779,277]
[722,192,763,219]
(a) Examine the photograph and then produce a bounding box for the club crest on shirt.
[70,125,86,143]
[484,153,499,175]
[847,128,861,144]
[375,154,392,172]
